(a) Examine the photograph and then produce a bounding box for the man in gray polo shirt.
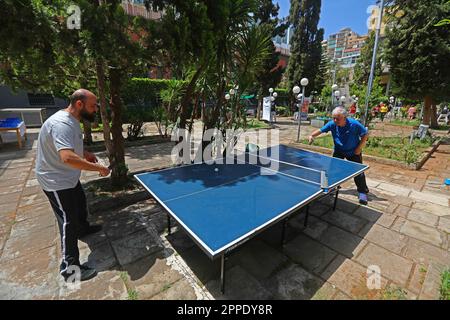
[36,89,110,282]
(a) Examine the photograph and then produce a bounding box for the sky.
[276,0,379,39]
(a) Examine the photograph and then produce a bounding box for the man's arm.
[83,150,98,163]
[308,129,323,144]
[354,134,369,155]
[59,149,110,176]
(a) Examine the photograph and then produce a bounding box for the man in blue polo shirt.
[308,107,370,204]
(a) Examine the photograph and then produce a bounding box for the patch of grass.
[434,124,450,131]
[382,286,408,300]
[161,283,172,292]
[301,135,334,149]
[301,135,433,164]
[127,289,138,300]
[389,119,420,126]
[80,123,108,133]
[245,119,271,129]
[440,269,450,300]
[119,271,129,283]
[419,266,427,274]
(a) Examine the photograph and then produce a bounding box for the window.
[27,93,55,106]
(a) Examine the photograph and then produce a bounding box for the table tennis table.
[135,144,368,293]
[0,119,27,148]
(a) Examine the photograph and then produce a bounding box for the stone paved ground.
[0,120,448,300]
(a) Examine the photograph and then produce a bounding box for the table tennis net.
[242,153,328,188]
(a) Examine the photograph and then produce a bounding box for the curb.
[85,136,172,153]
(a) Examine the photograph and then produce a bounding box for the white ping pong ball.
[214,168,218,172]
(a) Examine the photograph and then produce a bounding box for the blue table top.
[135,144,368,258]
[0,118,23,128]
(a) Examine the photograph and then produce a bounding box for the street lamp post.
[268,88,277,122]
[331,84,338,113]
[340,96,346,107]
[363,0,385,126]
[334,90,340,109]
[295,78,309,142]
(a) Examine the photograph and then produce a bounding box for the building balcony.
[121,1,163,20]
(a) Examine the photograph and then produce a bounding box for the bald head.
[68,89,98,122]
[69,89,96,106]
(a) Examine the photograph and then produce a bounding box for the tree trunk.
[430,104,438,128]
[257,96,263,120]
[178,66,205,129]
[177,65,205,162]
[82,119,93,145]
[95,59,114,171]
[422,95,433,126]
[109,68,127,186]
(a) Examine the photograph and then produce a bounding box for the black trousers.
[333,151,369,194]
[43,181,90,275]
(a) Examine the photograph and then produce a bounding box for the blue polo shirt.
[320,118,368,156]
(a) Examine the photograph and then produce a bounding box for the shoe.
[359,193,368,205]
[79,224,102,238]
[62,264,97,282]
[79,265,97,281]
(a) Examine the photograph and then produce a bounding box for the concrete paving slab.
[321,255,388,299]
[400,221,443,247]
[59,271,128,300]
[124,253,185,299]
[355,243,414,286]
[110,229,163,266]
[284,233,337,275]
[264,264,325,299]
[321,209,368,234]
[206,265,273,300]
[318,226,367,259]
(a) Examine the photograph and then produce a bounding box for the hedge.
[121,78,186,122]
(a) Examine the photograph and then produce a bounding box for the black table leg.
[281,218,289,247]
[167,214,171,235]
[333,187,341,211]
[220,254,226,294]
[304,205,310,227]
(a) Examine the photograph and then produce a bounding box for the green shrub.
[302,135,433,164]
[440,269,450,300]
[276,106,288,116]
[122,78,186,123]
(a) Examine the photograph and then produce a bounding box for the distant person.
[308,107,370,205]
[349,103,357,117]
[380,103,388,121]
[407,105,417,120]
[437,105,449,124]
[35,89,111,283]
[371,104,380,118]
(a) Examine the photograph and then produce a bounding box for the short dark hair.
[69,90,87,106]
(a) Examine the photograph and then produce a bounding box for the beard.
[80,108,96,122]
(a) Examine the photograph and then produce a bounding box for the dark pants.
[333,151,369,194]
[43,181,89,276]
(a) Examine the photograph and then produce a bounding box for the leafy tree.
[253,0,288,119]
[353,31,384,86]
[435,0,450,26]
[286,0,324,96]
[315,48,329,93]
[384,0,450,128]
[350,76,387,113]
[0,0,164,186]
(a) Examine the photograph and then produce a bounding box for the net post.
[320,171,328,189]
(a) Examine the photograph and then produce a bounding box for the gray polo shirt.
[36,110,83,191]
